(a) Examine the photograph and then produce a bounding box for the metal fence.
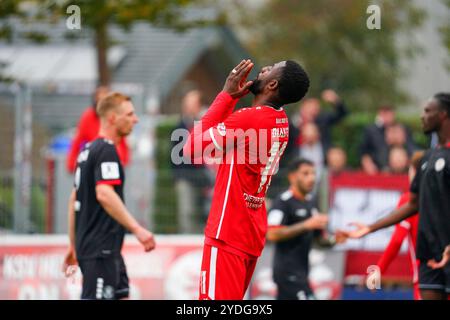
[0,83,43,233]
[0,82,326,235]
[0,81,160,234]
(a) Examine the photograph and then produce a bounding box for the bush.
[0,178,46,233]
[154,117,179,233]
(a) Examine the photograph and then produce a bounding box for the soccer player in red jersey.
[183,59,310,299]
[376,151,424,300]
[66,86,130,173]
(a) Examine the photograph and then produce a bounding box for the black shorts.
[418,260,450,293]
[274,276,315,300]
[78,254,129,300]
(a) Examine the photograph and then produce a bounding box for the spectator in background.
[387,146,409,174]
[385,123,416,154]
[326,147,348,175]
[360,106,416,175]
[286,89,349,162]
[385,123,408,148]
[299,123,324,189]
[66,86,130,173]
[316,89,349,153]
[317,146,349,213]
[171,90,213,233]
[276,89,348,199]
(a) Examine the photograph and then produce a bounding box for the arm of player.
[62,188,78,276]
[314,229,348,248]
[96,184,155,252]
[66,111,91,173]
[361,154,379,175]
[344,193,419,239]
[267,215,328,242]
[183,60,254,161]
[320,89,348,125]
[377,223,409,273]
[428,245,450,269]
[68,188,76,250]
[182,92,238,161]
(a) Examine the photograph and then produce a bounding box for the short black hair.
[434,92,450,117]
[288,158,314,173]
[278,60,310,105]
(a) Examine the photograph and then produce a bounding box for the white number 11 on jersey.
[257,141,287,194]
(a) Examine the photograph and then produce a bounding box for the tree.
[440,0,450,70]
[232,0,426,111]
[0,0,212,85]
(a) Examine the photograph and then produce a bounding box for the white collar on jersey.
[260,104,284,111]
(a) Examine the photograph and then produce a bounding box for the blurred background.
[0,0,449,300]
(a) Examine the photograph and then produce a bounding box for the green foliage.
[29,184,46,233]
[154,117,179,233]
[0,0,21,19]
[0,0,215,84]
[43,0,201,29]
[63,30,82,42]
[234,0,426,112]
[440,0,450,70]
[21,31,49,43]
[0,180,13,229]
[0,24,13,42]
[0,0,213,36]
[0,180,46,233]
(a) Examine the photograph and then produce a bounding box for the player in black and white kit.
[345,93,450,300]
[267,159,346,300]
[62,92,156,300]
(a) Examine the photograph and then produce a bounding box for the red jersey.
[184,92,289,257]
[66,107,130,172]
[377,192,419,289]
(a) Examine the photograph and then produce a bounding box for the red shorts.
[199,239,258,300]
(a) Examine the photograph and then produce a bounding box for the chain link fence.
[0,82,162,234]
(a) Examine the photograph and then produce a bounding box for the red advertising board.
[0,235,204,300]
[0,173,414,300]
[328,172,413,283]
[0,235,346,300]
[328,172,409,251]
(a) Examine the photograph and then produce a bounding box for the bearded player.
[183,59,310,299]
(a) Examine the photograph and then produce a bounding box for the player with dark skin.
[223,60,294,107]
[343,94,450,300]
[185,59,310,300]
[186,59,310,160]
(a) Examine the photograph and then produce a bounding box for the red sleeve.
[396,192,410,207]
[117,138,130,166]
[183,91,238,162]
[66,111,91,172]
[377,223,409,273]
[376,192,411,273]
